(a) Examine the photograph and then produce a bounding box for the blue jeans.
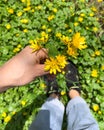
[29,97,99,130]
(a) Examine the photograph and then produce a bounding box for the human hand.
[0,46,48,92]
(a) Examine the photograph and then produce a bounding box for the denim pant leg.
[29,97,65,130]
[66,97,99,130]
[41,97,65,130]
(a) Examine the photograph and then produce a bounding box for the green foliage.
[0,0,104,130]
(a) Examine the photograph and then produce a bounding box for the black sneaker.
[64,61,81,94]
[43,74,60,97]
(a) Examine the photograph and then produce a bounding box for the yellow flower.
[89,13,94,17]
[17,12,23,17]
[56,32,62,38]
[67,46,78,58]
[2,112,7,117]
[61,91,66,96]
[91,69,98,77]
[72,32,87,50]
[80,13,85,17]
[31,9,35,13]
[48,28,52,32]
[92,104,99,112]
[37,5,42,10]
[21,0,26,3]
[91,6,97,12]
[8,8,14,14]
[20,19,28,24]
[68,29,72,33]
[29,40,34,44]
[45,57,61,74]
[24,6,31,11]
[4,115,11,123]
[13,48,20,53]
[98,111,102,115]
[48,15,55,21]
[74,22,79,26]
[93,27,98,32]
[86,27,89,30]
[12,111,16,115]
[42,25,46,30]
[30,43,41,52]
[23,29,28,33]
[17,44,22,48]
[40,83,46,88]
[101,65,104,70]
[97,0,103,2]
[61,35,71,45]
[95,50,101,56]
[80,0,85,2]
[6,24,11,29]
[56,55,67,69]
[78,17,83,22]
[21,101,26,106]
[16,33,19,37]
[52,8,57,13]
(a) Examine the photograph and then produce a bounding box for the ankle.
[69,89,80,99]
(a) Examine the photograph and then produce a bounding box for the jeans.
[29,97,99,130]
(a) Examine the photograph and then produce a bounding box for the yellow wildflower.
[8,8,14,14]
[2,112,7,117]
[37,5,42,10]
[101,65,104,70]
[21,0,26,3]
[48,15,55,21]
[91,6,97,12]
[31,9,35,13]
[4,115,11,123]
[78,17,83,22]
[80,0,85,2]
[56,55,67,69]
[6,24,11,29]
[56,32,62,38]
[80,13,85,17]
[48,28,52,32]
[89,13,94,17]
[61,35,71,45]
[74,22,79,26]
[23,29,28,33]
[16,33,19,37]
[29,40,34,44]
[98,111,102,115]
[93,27,98,32]
[17,44,22,48]
[86,27,89,30]
[40,83,46,88]
[17,12,23,17]
[30,43,41,52]
[95,50,101,56]
[20,19,28,24]
[52,8,57,13]
[68,29,72,33]
[42,25,46,30]
[61,91,66,96]
[97,0,103,2]
[45,57,61,74]
[92,104,99,112]
[91,69,98,77]
[21,101,26,106]
[67,46,78,58]
[24,6,31,11]
[13,48,20,53]
[72,32,87,50]
[12,111,16,115]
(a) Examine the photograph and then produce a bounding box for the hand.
[0,46,48,92]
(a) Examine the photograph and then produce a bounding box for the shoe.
[64,61,81,94]
[43,74,60,97]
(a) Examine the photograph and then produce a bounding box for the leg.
[29,94,64,130]
[66,89,99,130]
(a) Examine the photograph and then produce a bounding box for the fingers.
[36,48,48,64]
[34,64,49,77]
